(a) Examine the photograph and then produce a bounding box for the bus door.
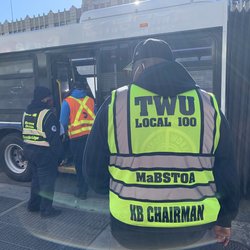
[97,41,135,108]
[50,55,75,173]
[71,57,97,102]
[157,30,222,106]
[50,55,73,117]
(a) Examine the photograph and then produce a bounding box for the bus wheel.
[0,133,31,182]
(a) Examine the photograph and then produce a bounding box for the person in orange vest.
[60,78,95,199]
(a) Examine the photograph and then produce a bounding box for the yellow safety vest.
[108,84,221,228]
[22,109,50,147]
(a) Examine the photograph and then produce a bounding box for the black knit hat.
[124,38,174,71]
[74,78,88,89]
[33,86,51,101]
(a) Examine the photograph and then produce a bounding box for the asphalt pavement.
[0,171,249,250]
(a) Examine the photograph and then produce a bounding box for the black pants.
[111,218,207,250]
[70,136,88,194]
[24,146,58,214]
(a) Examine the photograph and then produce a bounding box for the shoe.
[40,207,61,218]
[74,191,87,200]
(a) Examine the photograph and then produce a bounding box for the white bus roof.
[0,0,228,54]
[80,0,221,21]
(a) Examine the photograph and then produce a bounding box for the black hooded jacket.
[84,62,240,234]
[23,100,63,162]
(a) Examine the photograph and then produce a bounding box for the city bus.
[0,0,248,194]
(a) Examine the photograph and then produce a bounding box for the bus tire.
[0,133,31,182]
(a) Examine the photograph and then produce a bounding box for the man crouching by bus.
[22,86,63,218]
[83,38,240,249]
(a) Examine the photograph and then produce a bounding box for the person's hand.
[213,225,231,247]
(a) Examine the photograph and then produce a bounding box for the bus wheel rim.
[4,144,28,174]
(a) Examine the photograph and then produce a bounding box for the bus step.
[58,165,76,174]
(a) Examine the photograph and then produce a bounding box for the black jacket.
[84,61,240,237]
[23,100,63,162]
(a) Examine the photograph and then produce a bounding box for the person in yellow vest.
[83,38,240,249]
[22,86,63,218]
[60,79,95,200]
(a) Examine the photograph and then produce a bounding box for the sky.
[0,0,83,23]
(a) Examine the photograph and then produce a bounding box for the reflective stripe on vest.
[22,109,50,147]
[110,191,220,228]
[110,180,217,201]
[109,167,214,187]
[110,155,215,170]
[107,84,221,228]
[66,96,95,139]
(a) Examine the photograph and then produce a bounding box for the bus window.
[56,64,71,100]
[0,79,34,110]
[86,77,96,99]
[163,30,221,99]
[0,58,34,111]
[98,45,118,103]
[52,59,72,100]
[50,56,73,118]
[0,59,33,75]
[175,46,213,93]
[97,31,221,107]
[97,42,132,105]
[74,58,97,99]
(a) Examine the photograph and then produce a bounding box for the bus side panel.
[226,10,250,197]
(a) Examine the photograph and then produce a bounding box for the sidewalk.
[0,182,249,250]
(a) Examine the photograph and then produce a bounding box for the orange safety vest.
[65,96,95,139]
